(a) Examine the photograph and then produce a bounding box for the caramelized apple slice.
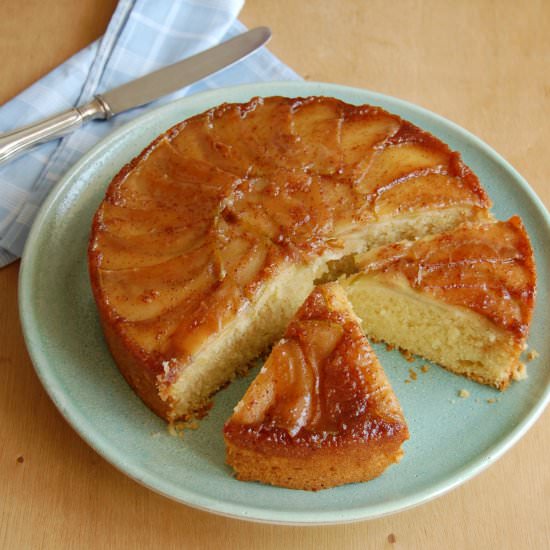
[233,319,344,436]
[97,244,215,322]
[289,98,344,175]
[374,172,488,217]
[341,107,401,168]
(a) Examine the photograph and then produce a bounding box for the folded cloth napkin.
[0,0,299,268]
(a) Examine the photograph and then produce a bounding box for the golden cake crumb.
[526,349,539,362]
[487,398,497,404]
[167,418,201,438]
[168,423,180,437]
[421,364,430,373]
[458,389,470,399]
[409,368,417,381]
[515,362,527,380]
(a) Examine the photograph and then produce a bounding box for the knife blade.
[0,27,271,165]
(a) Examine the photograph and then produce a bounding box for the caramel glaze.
[88,96,490,417]
[355,217,536,340]
[223,284,408,457]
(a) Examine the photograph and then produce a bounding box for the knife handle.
[0,96,111,166]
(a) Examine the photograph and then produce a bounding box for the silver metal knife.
[0,27,271,165]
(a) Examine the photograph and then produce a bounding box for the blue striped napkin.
[0,0,299,267]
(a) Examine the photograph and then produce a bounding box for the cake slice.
[223,283,409,491]
[341,217,536,390]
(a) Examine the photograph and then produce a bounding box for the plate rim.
[18,80,550,525]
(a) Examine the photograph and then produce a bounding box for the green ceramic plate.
[19,82,550,524]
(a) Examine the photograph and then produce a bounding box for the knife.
[0,27,271,165]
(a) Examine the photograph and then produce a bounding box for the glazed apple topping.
[354,216,535,338]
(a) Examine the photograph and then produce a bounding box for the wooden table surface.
[1,1,549,548]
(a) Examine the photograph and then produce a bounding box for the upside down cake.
[223,283,409,490]
[88,95,494,422]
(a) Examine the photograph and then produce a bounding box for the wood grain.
[1,1,549,548]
